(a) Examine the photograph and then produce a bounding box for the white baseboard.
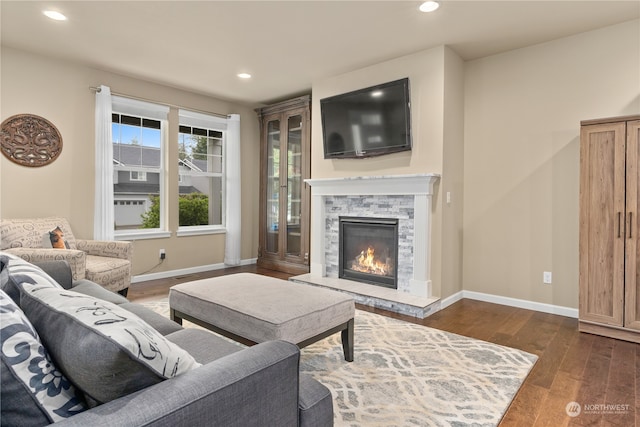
[131,258,257,283]
[440,290,578,318]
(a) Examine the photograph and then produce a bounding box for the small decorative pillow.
[46,226,70,249]
[0,290,86,425]
[20,284,201,405]
[0,252,62,305]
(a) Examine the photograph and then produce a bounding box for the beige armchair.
[0,217,132,295]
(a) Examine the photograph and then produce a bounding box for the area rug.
[141,300,537,426]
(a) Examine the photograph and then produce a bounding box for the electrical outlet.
[159,249,166,260]
[543,271,552,284]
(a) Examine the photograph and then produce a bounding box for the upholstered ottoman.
[169,273,355,361]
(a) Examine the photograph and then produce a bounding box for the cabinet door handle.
[618,212,622,238]
[629,212,633,239]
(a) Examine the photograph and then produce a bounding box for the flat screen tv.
[320,78,411,159]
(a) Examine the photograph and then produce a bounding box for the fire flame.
[352,246,391,276]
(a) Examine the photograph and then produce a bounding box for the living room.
[1,1,639,426]
[2,1,639,314]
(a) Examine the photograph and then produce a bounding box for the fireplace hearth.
[339,216,399,289]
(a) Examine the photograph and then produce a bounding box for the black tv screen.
[320,78,412,159]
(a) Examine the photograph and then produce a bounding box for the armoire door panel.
[625,121,640,330]
[579,122,626,326]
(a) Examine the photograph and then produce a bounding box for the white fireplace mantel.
[305,173,440,197]
[305,173,440,298]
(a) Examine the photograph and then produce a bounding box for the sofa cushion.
[0,252,62,305]
[0,290,86,425]
[71,279,129,305]
[165,328,244,364]
[19,284,201,405]
[298,374,334,427]
[33,260,74,289]
[119,303,184,336]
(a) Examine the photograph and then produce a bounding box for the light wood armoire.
[579,115,640,343]
[256,96,311,275]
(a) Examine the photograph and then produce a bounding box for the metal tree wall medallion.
[1,114,63,167]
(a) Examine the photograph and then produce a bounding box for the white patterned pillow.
[20,284,201,405]
[0,290,86,425]
[0,251,62,305]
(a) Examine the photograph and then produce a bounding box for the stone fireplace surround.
[291,174,441,318]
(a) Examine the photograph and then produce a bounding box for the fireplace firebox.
[339,216,399,289]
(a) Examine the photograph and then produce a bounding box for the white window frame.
[112,96,170,240]
[176,109,228,236]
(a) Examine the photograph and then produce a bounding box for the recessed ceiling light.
[237,73,252,79]
[371,90,383,98]
[419,1,440,13]
[43,10,67,21]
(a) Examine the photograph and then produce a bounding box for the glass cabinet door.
[265,118,280,254]
[286,114,303,257]
[257,95,310,274]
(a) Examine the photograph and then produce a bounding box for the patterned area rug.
[141,300,537,426]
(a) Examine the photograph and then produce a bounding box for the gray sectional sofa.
[0,254,333,426]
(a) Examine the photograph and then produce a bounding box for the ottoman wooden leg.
[341,318,354,362]
[170,308,183,325]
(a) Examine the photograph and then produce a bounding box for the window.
[97,90,238,241]
[130,171,147,181]
[111,97,168,234]
[177,110,227,231]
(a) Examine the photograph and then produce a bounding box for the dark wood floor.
[128,265,639,427]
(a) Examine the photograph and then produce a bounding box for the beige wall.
[441,47,465,299]
[3,18,638,309]
[463,19,640,309]
[311,46,466,299]
[0,47,261,275]
[311,46,447,179]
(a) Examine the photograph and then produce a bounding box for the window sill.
[176,226,226,237]
[115,230,172,241]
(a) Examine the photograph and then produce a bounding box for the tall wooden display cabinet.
[256,96,311,274]
[579,115,640,343]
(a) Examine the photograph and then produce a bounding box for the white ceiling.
[2,1,638,106]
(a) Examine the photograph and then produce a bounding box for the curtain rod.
[89,86,229,119]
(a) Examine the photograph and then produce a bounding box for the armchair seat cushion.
[84,255,131,293]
